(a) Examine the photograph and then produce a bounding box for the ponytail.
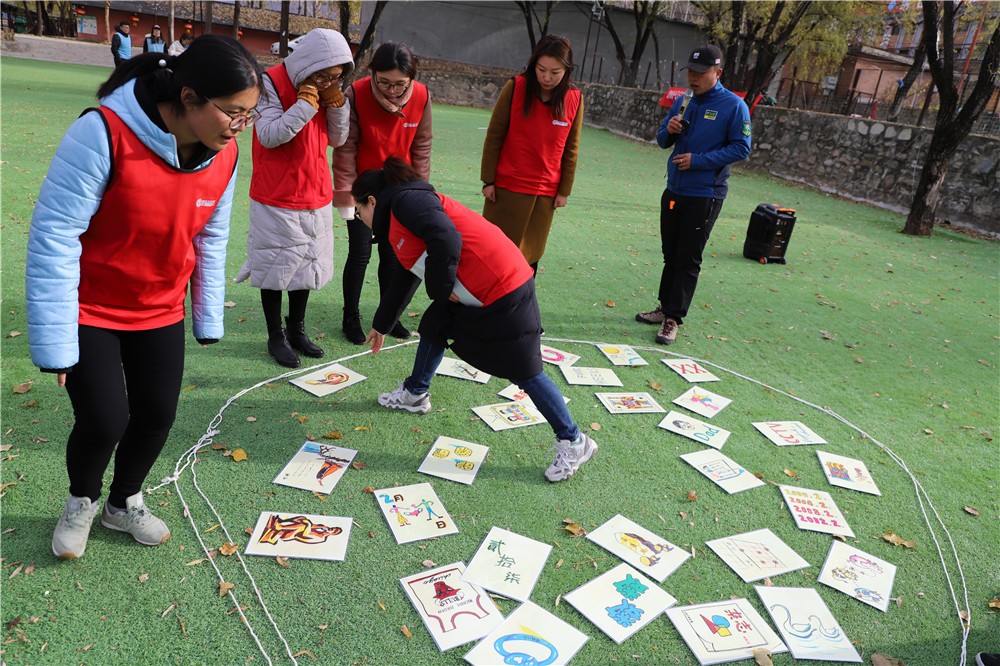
[352,157,422,203]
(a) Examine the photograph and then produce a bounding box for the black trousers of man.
[658,189,724,325]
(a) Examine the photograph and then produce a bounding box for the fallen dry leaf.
[647,380,663,392]
[230,448,248,462]
[368,530,375,539]
[562,519,587,537]
[352,461,367,470]
[219,581,234,597]
[160,603,177,619]
[312,491,328,502]
[7,330,21,338]
[246,416,257,423]
[589,422,602,431]
[211,444,228,451]
[605,300,615,308]
[354,424,372,431]
[555,559,563,569]
[8,564,23,580]
[297,415,309,424]
[555,593,562,606]
[421,559,436,568]
[291,650,317,660]
[687,490,698,502]
[377,600,386,612]
[963,506,981,516]
[783,468,798,478]
[882,530,917,548]
[11,382,32,394]
[363,486,375,493]
[678,511,688,520]
[323,430,343,439]
[988,597,1000,610]
[763,577,773,587]
[895,596,903,608]
[401,625,413,639]
[276,556,290,568]
[138,573,149,583]
[223,301,236,308]
[871,653,905,666]
[752,647,774,666]
[219,542,238,556]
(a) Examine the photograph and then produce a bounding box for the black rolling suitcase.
[743,203,796,264]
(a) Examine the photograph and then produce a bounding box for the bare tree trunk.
[35,1,43,35]
[279,0,289,56]
[652,28,662,90]
[232,0,240,38]
[888,41,926,122]
[104,0,110,44]
[515,1,538,51]
[350,0,389,76]
[339,1,350,41]
[168,0,175,43]
[901,125,954,235]
[204,0,212,35]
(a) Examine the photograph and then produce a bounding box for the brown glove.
[318,82,346,109]
[296,82,320,110]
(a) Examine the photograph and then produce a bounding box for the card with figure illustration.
[816,450,881,495]
[244,511,352,561]
[418,436,489,485]
[560,365,623,387]
[497,383,570,408]
[540,344,580,367]
[374,482,458,544]
[596,392,666,414]
[753,421,827,446]
[779,485,854,538]
[472,401,548,431]
[289,363,366,397]
[665,599,787,665]
[463,527,551,602]
[817,540,897,612]
[679,448,765,494]
[436,356,492,384]
[273,442,357,494]
[755,586,862,662]
[464,600,589,666]
[658,411,731,449]
[705,528,809,582]
[596,343,648,366]
[672,386,731,419]
[662,358,720,382]
[564,562,676,644]
[586,514,690,582]
[400,561,504,652]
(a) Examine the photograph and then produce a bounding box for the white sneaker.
[545,433,598,483]
[101,492,170,546]
[377,382,431,415]
[52,495,99,559]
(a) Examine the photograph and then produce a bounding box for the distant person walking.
[110,21,132,66]
[168,32,193,57]
[635,45,751,345]
[143,25,165,54]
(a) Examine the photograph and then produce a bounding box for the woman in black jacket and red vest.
[352,157,597,483]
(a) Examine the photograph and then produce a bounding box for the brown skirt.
[482,187,556,265]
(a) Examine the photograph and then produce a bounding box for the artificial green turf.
[1,56,997,665]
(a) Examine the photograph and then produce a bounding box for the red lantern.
[184,22,193,30]
[75,7,86,15]
[130,14,140,25]
[237,30,243,38]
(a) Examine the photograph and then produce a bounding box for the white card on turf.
[472,401,548,431]
[658,411,731,449]
[418,436,488,485]
[662,358,720,382]
[464,600,588,666]
[596,392,666,414]
[679,448,765,494]
[596,343,648,366]
[755,586,862,662]
[705,528,809,582]
[435,356,492,383]
[672,386,731,418]
[560,365,623,387]
[463,527,551,602]
[375,482,458,544]
[289,363,366,397]
[244,512,352,561]
[818,540,897,612]
[816,450,881,495]
[586,514,690,582]
[540,344,580,367]
[564,562,676,644]
[753,421,827,446]
[779,485,854,538]
[665,599,788,665]
[273,442,356,494]
[400,562,503,651]
[497,383,570,408]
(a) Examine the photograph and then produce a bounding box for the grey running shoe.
[101,492,170,546]
[545,433,598,482]
[52,495,99,559]
[378,382,431,415]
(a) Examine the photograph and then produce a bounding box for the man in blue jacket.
[110,22,132,67]
[636,45,751,345]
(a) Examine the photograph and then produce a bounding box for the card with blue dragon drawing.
[563,562,677,644]
[679,448,765,494]
[596,392,666,414]
[560,365,623,387]
[462,527,552,602]
[272,441,357,494]
[662,358,721,382]
[540,344,581,367]
[497,383,570,408]
[472,401,548,431]
[752,421,827,446]
[464,600,589,666]
[665,599,787,665]
[816,450,881,496]
[672,386,731,419]
[418,436,489,485]
[288,363,366,397]
[400,561,504,652]
[755,585,862,662]
[704,528,809,583]
[595,343,648,366]
[817,540,897,612]
[244,511,352,561]
[658,410,731,449]
[586,514,690,583]
[435,356,492,383]
[374,482,459,544]
[779,485,855,538]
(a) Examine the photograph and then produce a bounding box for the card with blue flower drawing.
[755,586,862,662]
[464,600,589,666]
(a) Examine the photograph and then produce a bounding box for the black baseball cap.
[682,45,723,73]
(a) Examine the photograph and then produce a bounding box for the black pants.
[658,190,723,325]
[64,322,185,507]
[343,216,404,316]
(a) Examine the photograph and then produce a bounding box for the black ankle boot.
[267,329,300,368]
[285,317,324,358]
[389,320,411,339]
[342,310,365,345]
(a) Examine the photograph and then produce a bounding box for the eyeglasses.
[204,96,260,130]
[375,77,411,93]
[312,71,345,85]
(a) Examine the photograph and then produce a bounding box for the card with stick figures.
[679,448,765,494]
[464,600,589,666]
[752,421,827,446]
[400,561,504,652]
[560,365,623,387]
[244,511,352,562]
[273,441,357,494]
[374,482,458,544]
[463,527,552,602]
[596,343,648,366]
[586,514,690,583]
[755,586,862,662]
[705,528,809,583]
[472,401,548,431]
[418,436,489,485]
[672,387,731,419]
[665,599,787,665]
[435,356,492,384]
[596,392,666,414]
[818,540,897,612]
[779,485,854,538]
[563,562,676,644]
[662,358,721,382]
[816,450,881,496]
[497,383,570,408]
[658,411,731,449]
[289,363,366,397]
[540,344,580,367]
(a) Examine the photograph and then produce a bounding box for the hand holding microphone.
[676,88,694,131]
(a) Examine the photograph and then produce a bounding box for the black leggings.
[64,323,185,507]
[260,289,310,332]
[343,216,404,314]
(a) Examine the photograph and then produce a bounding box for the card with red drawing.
[244,511,352,561]
[816,450,881,495]
[596,392,666,414]
[665,598,787,665]
[273,441,357,494]
[496,383,570,408]
[753,421,827,446]
[779,485,854,538]
[662,358,720,382]
[289,363,366,397]
[817,540,897,612]
[539,344,581,367]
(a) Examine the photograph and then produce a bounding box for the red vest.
[249,64,333,209]
[495,76,581,197]
[352,76,429,174]
[77,107,237,330]
[389,193,533,308]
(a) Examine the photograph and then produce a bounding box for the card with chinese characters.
[755,586,862,662]
[244,512,352,561]
[472,401,548,431]
[289,363,366,397]
[273,442,357,494]
[596,392,666,414]
[818,540,897,612]
[705,528,809,583]
[595,343,648,366]
[464,600,589,666]
[563,562,676,644]
[435,356,491,383]
[665,599,787,665]
[586,514,690,582]
[679,448,765,494]
[816,450,881,495]
[540,344,580,367]
[418,436,488,485]
[672,386,731,419]
[400,561,504,652]
[560,365,623,387]
[658,411,731,449]
[779,485,854,538]
[462,527,551,602]
[497,383,569,408]
[662,358,720,382]
[374,482,458,544]
[752,421,827,446]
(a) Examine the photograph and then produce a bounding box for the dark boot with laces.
[342,309,366,345]
[268,328,300,367]
[389,320,411,339]
[285,317,324,358]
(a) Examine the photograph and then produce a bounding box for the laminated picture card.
[679,448,765,494]
[464,601,589,666]
[244,511,352,562]
[374,482,459,544]
[818,540,897,612]
[753,421,826,446]
[435,356,491,384]
[658,410,731,449]
[472,401,547,431]
[596,392,666,414]
[400,562,503,651]
[705,528,809,583]
[755,585,862,662]
[816,450,881,495]
[666,599,787,665]
[595,343,648,366]
[462,527,552,602]
[560,365,623,387]
[273,442,356,494]
[540,344,580,367]
[662,358,720,382]
[289,363,366,397]
[586,514,690,583]
[418,436,489,485]
[672,386,731,419]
